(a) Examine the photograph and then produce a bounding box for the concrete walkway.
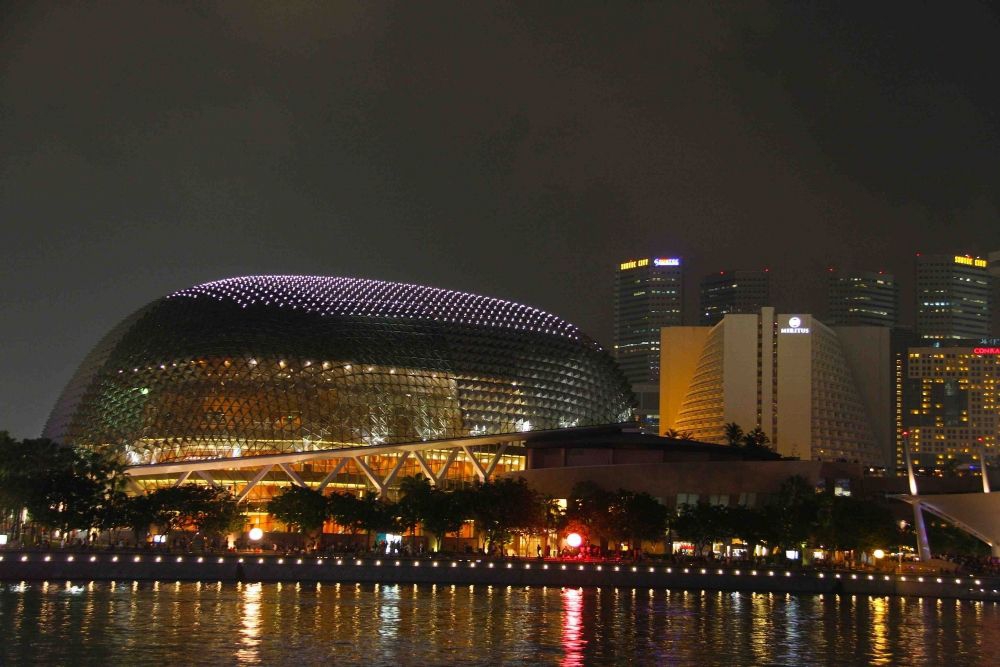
[1,551,998,602]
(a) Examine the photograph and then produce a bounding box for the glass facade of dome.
[44,276,632,465]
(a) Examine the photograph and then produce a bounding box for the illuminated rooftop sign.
[973,347,1000,355]
[954,256,987,268]
[780,315,810,334]
[654,258,681,266]
[619,258,649,270]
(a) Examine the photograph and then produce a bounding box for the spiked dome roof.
[169,275,583,341]
[45,275,632,463]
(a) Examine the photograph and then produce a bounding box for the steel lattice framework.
[45,276,632,471]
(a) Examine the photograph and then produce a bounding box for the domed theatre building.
[44,276,632,514]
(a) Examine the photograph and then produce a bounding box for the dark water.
[0,581,997,665]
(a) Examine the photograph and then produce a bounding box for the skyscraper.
[990,250,1000,336]
[826,269,898,327]
[698,269,771,325]
[915,254,992,340]
[614,257,683,429]
[614,257,683,384]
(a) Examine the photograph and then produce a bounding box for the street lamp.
[248,527,264,542]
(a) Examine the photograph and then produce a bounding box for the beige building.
[660,308,892,467]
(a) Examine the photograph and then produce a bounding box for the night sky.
[3,2,999,439]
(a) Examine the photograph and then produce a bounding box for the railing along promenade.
[1,550,998,602]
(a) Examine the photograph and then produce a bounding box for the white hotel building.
[659,308,893,467]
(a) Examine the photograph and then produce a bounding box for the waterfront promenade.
[2,550,997,602]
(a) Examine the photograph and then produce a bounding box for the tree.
[673,503,733,556]
[467,478,543,554]
[328,492,366,540]
[104,490,165,545]
[663,429,693,440]
[397,474,434,545]
[357,494,398,548]
[419,488,468,551]
[0,436,126,539]
[726,504,770,558]
[814,495,898,563]
[761,476,819,553]
[610,490,669,554]
[723,422,744,447]
[147,484,242,536]
[329,492,396,549]
[268,486,330,536]
[741,427,772,451]
[565,481,616,549]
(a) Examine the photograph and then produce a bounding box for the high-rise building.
[826,269,898,327]
[614,257,683,430]
[660,308,892,467]
[899,343,1000,472]
[614,257,683,384]
[915,253,991,341]
[989,250,1000,336]
[699,269,771,325]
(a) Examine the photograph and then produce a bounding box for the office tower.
[990,250,1000,336]
[699,269,771,325]
[614,257,683,430]
[660,308,891,467]
[614,257,683,384]
[826,269,898,327]
[915,253,991,340]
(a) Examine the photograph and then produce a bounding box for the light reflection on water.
[0,582,998,665]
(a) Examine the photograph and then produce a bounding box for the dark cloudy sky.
[3,1,999,439]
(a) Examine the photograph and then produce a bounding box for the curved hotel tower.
[660,308,892,467]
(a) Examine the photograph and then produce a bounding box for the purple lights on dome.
[169,275,580,339]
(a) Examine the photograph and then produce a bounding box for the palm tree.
[724,422,743,447]
[742,427,771,450]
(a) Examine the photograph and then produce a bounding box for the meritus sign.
[780,316,810,334]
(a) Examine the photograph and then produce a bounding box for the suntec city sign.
[780,316,810,334]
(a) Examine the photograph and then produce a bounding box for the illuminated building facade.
[44,276,632,509]
[660,308,892,467]
[826,270,898,327]
[899,343,1000,472]
[614,257,683,430]
[915,254,991,341]
[698,269,771,326]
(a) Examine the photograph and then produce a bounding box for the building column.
[912,502,932,562]
[903,431,932,561]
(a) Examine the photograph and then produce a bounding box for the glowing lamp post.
[566,532,583,549]
[248,527,264,542]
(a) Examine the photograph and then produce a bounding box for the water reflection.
[561,588,586,666]
[1,582,998,665]
[237,583,262,664]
